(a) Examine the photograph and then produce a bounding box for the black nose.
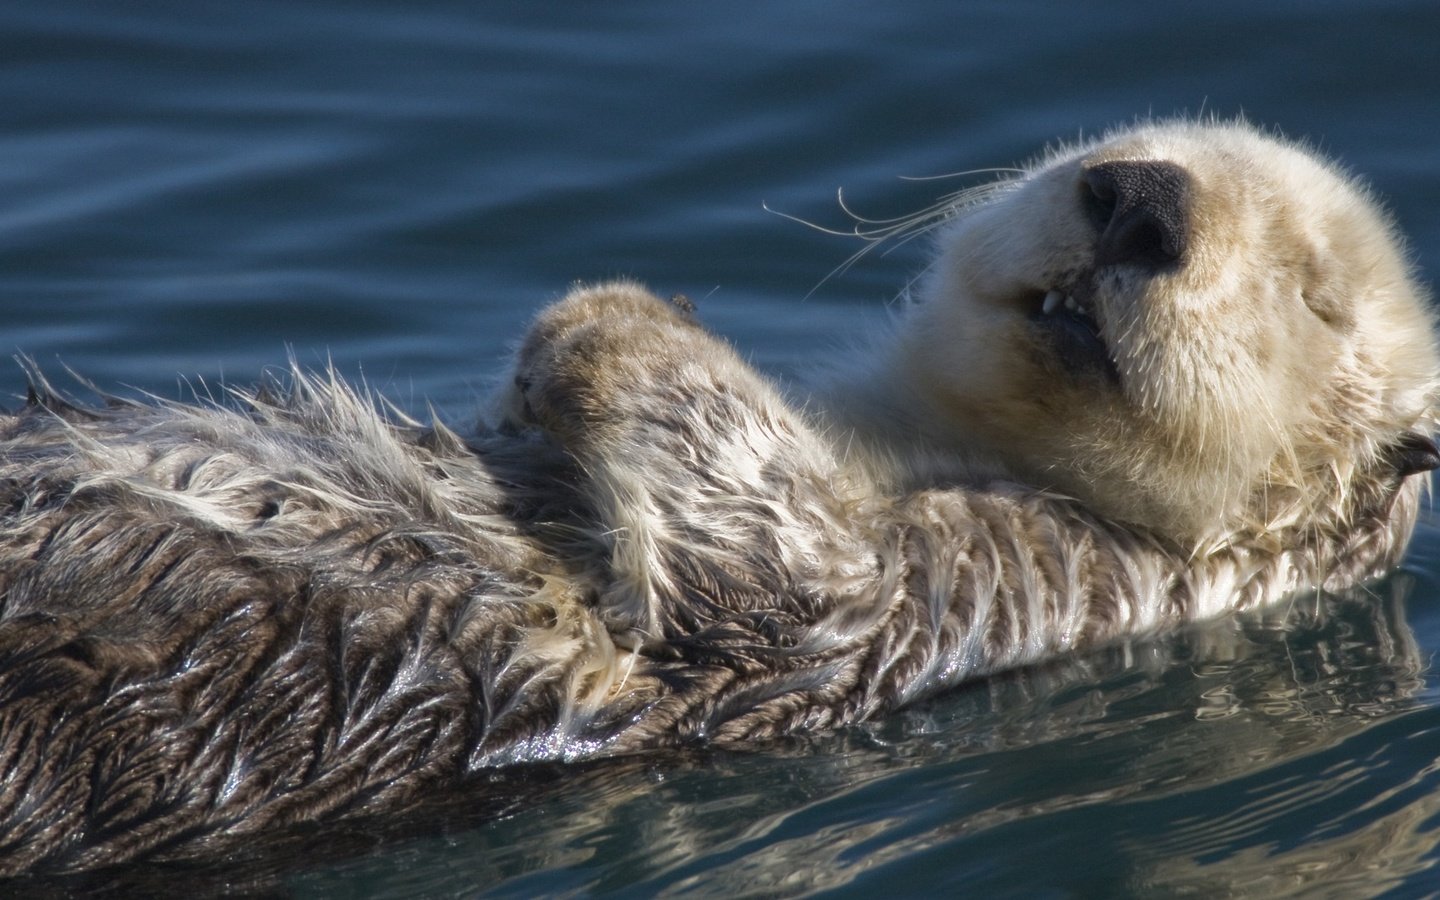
[1082,160,1191,268]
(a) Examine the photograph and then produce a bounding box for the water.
[6,1,1440,895]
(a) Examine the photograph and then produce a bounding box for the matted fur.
[0,120,1434,874]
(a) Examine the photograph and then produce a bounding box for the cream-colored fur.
[824,120,1437,547]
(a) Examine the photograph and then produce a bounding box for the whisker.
[766,171,1020,299]
[761,201,869,239]
[897,166,1025,182]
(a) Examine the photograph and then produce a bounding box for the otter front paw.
[498,281,702,450]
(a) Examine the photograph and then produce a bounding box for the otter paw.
[497,281,700,447]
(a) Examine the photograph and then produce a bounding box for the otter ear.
[1388,432,1440,478]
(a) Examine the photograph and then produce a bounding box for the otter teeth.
[1040,289,1092,319]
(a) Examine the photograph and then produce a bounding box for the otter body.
[0,120,1435,873]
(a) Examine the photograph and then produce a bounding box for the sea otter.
[0,119,1433,874]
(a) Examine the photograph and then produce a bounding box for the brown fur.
[0,120,1433,874]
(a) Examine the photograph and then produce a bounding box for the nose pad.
[1082,160,1191,268]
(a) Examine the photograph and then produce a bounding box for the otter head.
[897,120,1439,546]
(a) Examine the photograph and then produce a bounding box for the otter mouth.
[1027,285,1121,385]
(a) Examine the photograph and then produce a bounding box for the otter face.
[901,121,1438,544]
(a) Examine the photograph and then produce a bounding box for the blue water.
[7,1,1440,896]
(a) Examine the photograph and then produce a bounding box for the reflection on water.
[37,576,1435,897]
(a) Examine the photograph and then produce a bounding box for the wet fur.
[0,120,1434,873]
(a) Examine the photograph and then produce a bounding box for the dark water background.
[6,2,1440,896]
